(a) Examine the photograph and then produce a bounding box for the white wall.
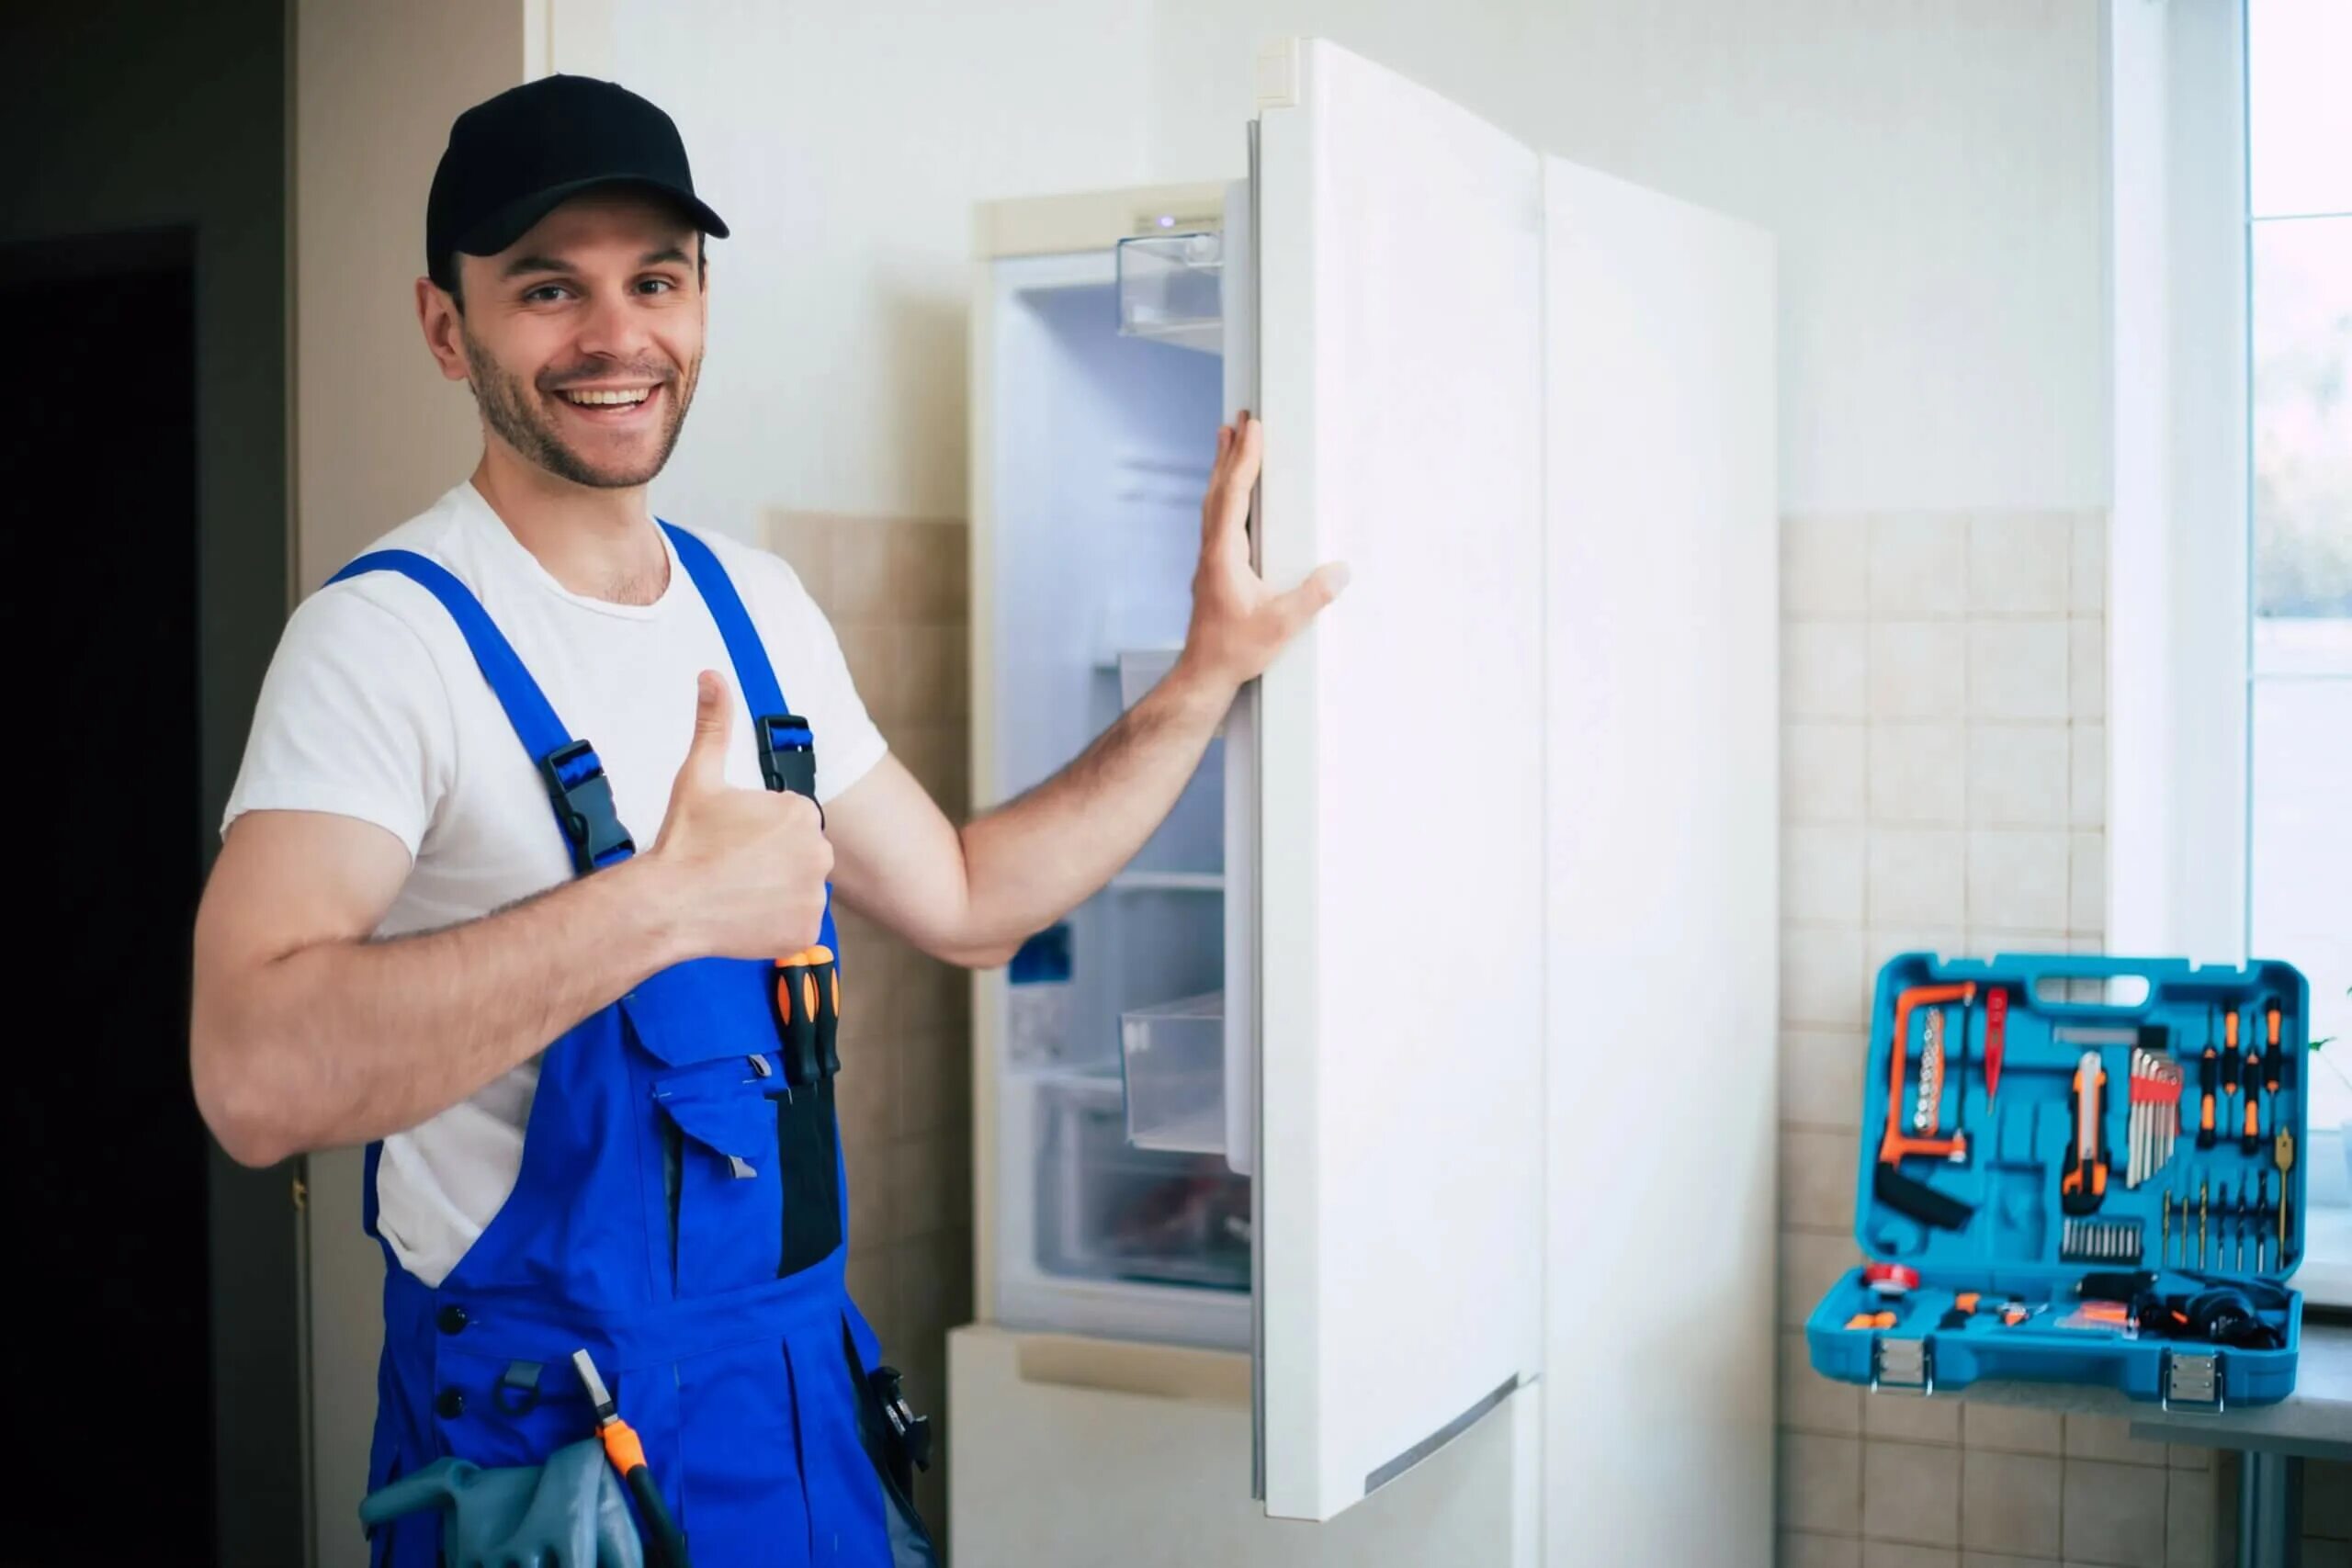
[597,0,2109,527]
[592,0,1160,537]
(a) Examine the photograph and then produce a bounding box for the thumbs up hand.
[648,671,832,960]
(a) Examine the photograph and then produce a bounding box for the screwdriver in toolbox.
[2197,1014,2220,1151]
[2277,1125,2295,1266]
[2243,1017,2265,1154]
[2222,1007,2242,1125]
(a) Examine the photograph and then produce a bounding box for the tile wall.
[1772,508,2225,1568]
[769,509,974,1534]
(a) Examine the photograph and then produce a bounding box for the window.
[2245,0,2351,1296]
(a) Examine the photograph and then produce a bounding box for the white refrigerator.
[953,37,1779,1567]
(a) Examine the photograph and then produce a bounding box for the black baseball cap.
[425,74,729,290]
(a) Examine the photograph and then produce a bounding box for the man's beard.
[462,328,696,489]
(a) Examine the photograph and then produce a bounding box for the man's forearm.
[195,855,692,1164]
[957,658,1236,953]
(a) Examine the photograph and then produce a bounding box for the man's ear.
[415,276,470,384]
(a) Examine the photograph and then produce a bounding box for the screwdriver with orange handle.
[572,1348,693,1568]
[2197,1010,2219,1151]
[1845,1309,1898,1330]
[2242,1009,2265,1154]
[774,944,841,1086]
[2222,1007,2242,1130]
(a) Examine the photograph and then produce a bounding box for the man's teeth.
[560,388,652,406]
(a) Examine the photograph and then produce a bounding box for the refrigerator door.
[1250,37,1545,1522]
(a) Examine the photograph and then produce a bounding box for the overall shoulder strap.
[660,522,817,801]
[328,550,637,874]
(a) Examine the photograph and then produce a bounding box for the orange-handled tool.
[2061,1049,2109,1213]
[1845,1310,1898,1330]
[2265,1002,2283,1094]
[773,943,840,1085]
[572,1348,693,1568]
[1984,987,2008,1105]
[1880,981,1975,1167]
[2222,1008,2242,1116]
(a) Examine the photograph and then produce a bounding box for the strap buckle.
[537,739,635,874]
[757,713,818,800]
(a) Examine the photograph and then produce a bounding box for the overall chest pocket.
[651,1057,786,1297]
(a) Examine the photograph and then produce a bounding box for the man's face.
[431,191,707,489]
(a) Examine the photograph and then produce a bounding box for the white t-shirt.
[223,481,887,1285]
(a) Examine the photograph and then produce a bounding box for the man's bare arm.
[191,671,832,1166]
[827,412,1343,967]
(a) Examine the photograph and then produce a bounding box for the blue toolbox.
[1808,953,2309,1412]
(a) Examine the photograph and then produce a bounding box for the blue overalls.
[332,525,921,1567]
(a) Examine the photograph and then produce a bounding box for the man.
[190,74,1341,1567]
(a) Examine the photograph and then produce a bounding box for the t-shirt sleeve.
[744,553,888,805]
[220,582,457,856]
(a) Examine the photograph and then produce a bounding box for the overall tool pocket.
[652,1059,787,1296]
[843,1321,938,1568]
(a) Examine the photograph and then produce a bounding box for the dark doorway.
[1,230,213,1565]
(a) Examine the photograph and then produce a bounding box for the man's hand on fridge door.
[1177,412,1348,694]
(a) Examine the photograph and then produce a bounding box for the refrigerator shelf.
[1114,231,1223,354]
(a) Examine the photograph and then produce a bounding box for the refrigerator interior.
[985,243,1252,1350]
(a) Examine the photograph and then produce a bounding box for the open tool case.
[1808,953,2309,1412]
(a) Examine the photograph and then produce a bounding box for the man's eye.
[638,277,675,295]
[524,285,571,304]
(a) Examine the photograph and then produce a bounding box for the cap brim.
[453,175,729,260]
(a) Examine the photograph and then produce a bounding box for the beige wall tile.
[2070,723,2105,829]
[1782,1029,1869,1130]
[1791,720,1871,824]
[1792,623,1871,719]
[1789,826,1870,924]
[1785,926,1870,1029]
[2166,1466,2221,1568]
[1873,623,1969,718]
[1870,829,1967,928]
[833,1028,900,1158]
[1969,513,2070,616]
[1781,1229,1862,1327]
[1962,1450,2063,1557]
[2062,1459,2165,1567]
[888,517,969,626]
[898,1029,970,1141]
[1868,926,1970,976]
[829,516,897,625]
[1872,721,1968,827]
[1782,1329,1862,1435]
[2068,831,2104,932]
[843,1118,895,1245]
[1871,514,1970,619]
[1962,1402,2063,1457]
[1967,829,2070,931]
[1961,1555,2058,1568]
[1782,1126,1860,1231]
[1968,724,2069,827]
[2070,620,2104,720]
[1968,623,2069,721]
[1866,1544,1959,1568]
[1781,1433,1865,1535]
[2062,1415,2166,1467]
[1864,1392,1962,1446]
[1788,513,1871,619]
[1862,1438,1961,1547]
[1785,1531,1865,1568]
[2070,513,2106,616]
[766,509,836,610]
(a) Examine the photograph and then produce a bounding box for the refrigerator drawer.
[1035,1073,1248,1292]
[1119,989,1227,1158]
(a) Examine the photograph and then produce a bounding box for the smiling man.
[190,75,1340,1568]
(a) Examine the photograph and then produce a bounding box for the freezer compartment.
[1120,990,1227,1156]
[1115,231,1223,353]
[1035,1072,1249,1292]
